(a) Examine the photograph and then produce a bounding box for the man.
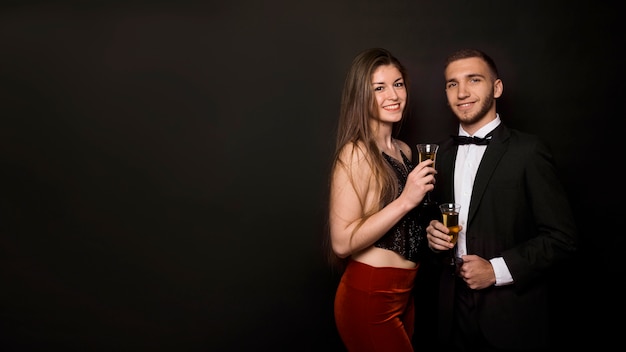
[425,48,577,351]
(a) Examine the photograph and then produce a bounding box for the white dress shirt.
[453,115,513,286]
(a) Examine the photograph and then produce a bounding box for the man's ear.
[494,79,503,98]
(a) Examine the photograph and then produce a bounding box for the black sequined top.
[374,150,425,263]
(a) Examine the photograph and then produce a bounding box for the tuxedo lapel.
[437,140,457,203]
[467,125,510,225]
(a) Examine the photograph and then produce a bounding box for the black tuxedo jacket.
[429,123,578,350]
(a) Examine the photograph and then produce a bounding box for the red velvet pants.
[334,259,418,352]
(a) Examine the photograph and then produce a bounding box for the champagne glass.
[416,143,439,206]
[439,202,462,272]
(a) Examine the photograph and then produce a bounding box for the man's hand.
[426,219,456,251]
[458,255,496,290]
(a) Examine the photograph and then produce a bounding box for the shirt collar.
[458,114,501,138]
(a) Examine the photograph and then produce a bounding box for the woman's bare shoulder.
[337,141,368,164]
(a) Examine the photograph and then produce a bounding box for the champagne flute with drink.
[439,202,462,272]
[416,143,439,207]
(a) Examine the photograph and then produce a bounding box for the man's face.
[444,57,502,127]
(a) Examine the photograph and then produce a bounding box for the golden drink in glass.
[439,203,461,244]
[416,143,439,208]
[441,210,460,244]
[416,144,438,165]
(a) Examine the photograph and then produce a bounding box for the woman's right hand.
[401,159,436,208]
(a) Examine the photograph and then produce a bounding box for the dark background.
[0,1,622,351]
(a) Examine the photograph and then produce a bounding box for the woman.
[327,48,435,351]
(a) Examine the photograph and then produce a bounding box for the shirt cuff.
[489,257,514,286]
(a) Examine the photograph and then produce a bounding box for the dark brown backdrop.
[0,0,621,350]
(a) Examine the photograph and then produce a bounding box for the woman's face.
[371,64,406,124]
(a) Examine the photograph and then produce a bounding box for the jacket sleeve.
[501,137,578,291]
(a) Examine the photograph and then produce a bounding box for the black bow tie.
[452,135,492,145]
